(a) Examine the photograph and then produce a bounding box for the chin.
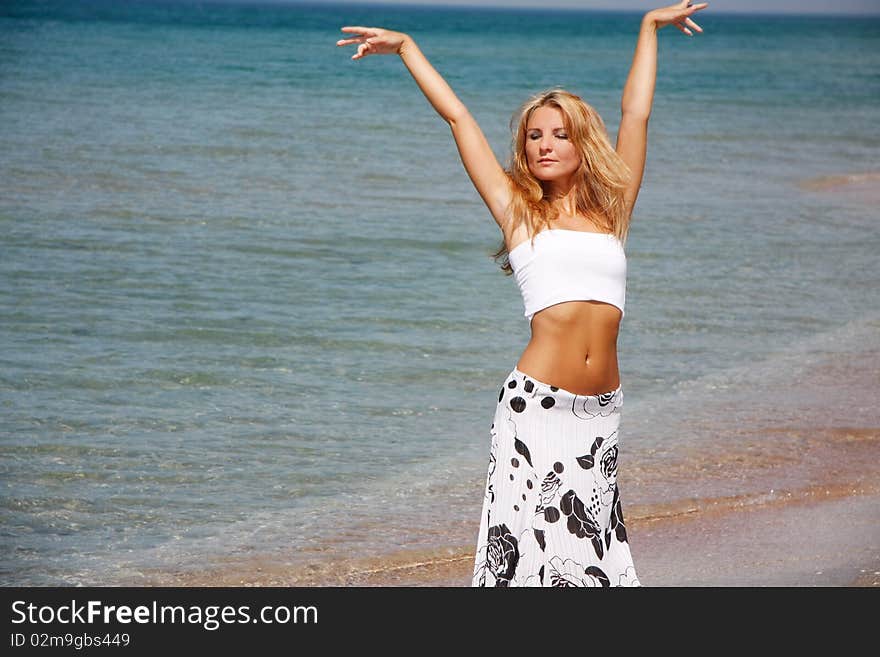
[532,172,562,184]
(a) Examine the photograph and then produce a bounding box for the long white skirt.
[472,366,641,587]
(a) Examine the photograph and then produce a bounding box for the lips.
[538,159,556,164]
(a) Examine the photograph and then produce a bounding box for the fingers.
[337,26,370,54]
[352,42,372,60]
[338,26,372,41]
[340,26,374,35]
[676,15,703,36]
[338,26,383,54]
[674,8,705,36]
[684,2,709,16]
[686,3,710,16]
[685,17,703,32]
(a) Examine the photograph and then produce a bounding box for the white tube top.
[507,229,626,323]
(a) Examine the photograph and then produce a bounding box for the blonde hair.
[492,88,633,275]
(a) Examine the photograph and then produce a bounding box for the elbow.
[621,107,650,123]
[447,103,470,128]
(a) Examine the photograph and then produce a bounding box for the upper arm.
[448,109,512,230]
[615,113,649,220]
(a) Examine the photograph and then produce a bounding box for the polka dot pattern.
[472,366,639,588]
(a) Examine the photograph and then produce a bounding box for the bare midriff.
[515,301,621,396]
[507,218,623,396]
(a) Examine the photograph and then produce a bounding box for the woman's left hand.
[647,1,709,36]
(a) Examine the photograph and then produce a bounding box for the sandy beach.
[149,498,880,587]
[144,423,880,587]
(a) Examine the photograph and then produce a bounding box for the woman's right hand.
[336,26,410,60]
[646,1,709,36]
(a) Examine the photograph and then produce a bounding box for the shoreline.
[141,425,880,587]
[140,481,880,587]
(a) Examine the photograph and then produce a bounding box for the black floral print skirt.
[472,367,640,587]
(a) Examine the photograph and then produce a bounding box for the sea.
[1,0,878,585]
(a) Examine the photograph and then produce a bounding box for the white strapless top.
[507,229,626,323]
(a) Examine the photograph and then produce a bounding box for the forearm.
[620,13,658,119]
[398,35,467,125]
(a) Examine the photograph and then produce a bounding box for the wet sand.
[143,491,880,587]
[144,426,880,587]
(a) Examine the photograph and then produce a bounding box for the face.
[524,105,581,184]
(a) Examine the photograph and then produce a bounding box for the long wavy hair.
[492,88,633,275]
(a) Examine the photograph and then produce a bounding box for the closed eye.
[528,132,568,140]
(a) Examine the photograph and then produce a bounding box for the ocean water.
[1,0,878,585]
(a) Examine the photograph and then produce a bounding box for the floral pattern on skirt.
[472,367,640,587]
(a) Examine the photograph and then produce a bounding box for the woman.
[337,1,709,587]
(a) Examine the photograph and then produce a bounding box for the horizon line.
[176,0,880,17]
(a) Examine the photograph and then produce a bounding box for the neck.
[544,183,577,215]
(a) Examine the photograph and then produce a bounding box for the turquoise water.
[1,0,878,585]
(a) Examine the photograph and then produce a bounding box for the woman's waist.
[521,331,618,364]
[516,341,620,397]
[501,365,623,415]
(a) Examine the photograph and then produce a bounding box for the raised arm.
[616,2,709,218]
[337,27,512,229]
